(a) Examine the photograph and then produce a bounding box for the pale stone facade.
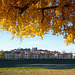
[0,49,74,59]
[72,53,75,59]
[56,53,72,59]
[5,51,12,59]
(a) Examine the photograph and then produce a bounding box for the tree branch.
[9,0,70,16]
[41,9,44,23]
[20,0,32,14]
[20,0,40,14]
[11,0,40,14]
[38,6,58,10]
[37,3,70,10]
[8,0,19,13]
[37,3,70,23]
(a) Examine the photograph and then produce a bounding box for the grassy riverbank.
[0,67,75,75]
[0,59,75,75]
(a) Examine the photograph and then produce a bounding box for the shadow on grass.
[0,59,75,69]
[0,64,75,70]
[44,66,75,69]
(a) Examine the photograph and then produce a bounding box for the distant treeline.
[0,59,75,67]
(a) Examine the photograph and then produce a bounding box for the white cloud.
[26,40,47,45]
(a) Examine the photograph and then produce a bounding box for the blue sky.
[0,31,75,53]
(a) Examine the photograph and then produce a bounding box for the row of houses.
[0,48,75,59]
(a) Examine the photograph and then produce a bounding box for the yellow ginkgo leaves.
[0,0,75,45]
[65,33,75,45]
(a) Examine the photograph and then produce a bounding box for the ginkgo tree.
[0,0,75,45]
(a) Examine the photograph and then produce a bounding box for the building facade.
[0,48,74,59]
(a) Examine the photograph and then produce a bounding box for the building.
[1,48,74,59]
[5,51,12,59]
[72,53,75,59]
[15,52,20,59]
[56,53,72,59]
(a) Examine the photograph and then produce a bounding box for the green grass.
[0,66,75,70]
[0,67,75,75]
[0,67,42,70]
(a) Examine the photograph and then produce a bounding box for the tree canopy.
[0,51,5,58]
[0,0,75,45]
